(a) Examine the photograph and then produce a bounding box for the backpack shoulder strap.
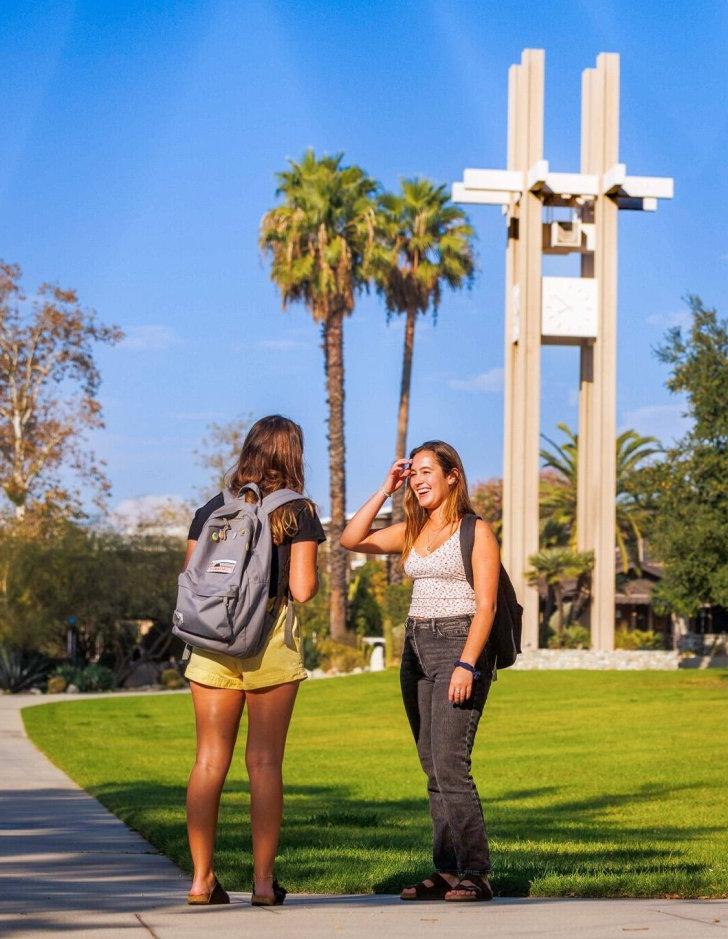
[223,482,262,505]
[459,513,480,589]
[261,489,305,515]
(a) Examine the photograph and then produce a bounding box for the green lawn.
[23,670,728,897]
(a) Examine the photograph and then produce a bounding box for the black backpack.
[459,513,523,669]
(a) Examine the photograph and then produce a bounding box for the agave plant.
[0,643,49,693]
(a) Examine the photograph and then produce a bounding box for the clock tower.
[452,50,673,651]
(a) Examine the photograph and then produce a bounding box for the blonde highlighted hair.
[401,440,476,566]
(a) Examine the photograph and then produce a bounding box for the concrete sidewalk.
[1,693,726,937]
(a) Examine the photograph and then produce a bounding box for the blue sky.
[1,0,726,517]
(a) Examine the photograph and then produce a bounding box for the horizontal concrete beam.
[462,168,523,191]
[452,182,513,205]
[454,166,673,208]
[546,171,599,196]
[620,175,674,199]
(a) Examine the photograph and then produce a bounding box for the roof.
[615,578,656,605]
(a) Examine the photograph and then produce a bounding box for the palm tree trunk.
[322,313,349,642]
[544,585,555,638]
[555,584,564,637]
[390,306,417,583]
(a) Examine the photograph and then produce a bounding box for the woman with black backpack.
[341,440,500,902]
[183,415,325,906]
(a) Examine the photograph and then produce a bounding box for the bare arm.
[340,460,411,555]
[448,519,500,703]
[288,540,319,603]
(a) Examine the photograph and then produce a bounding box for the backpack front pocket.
[174,576,241,644]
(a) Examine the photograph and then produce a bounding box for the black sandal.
[444,875,493,902]
[187,877,230,905]
[400,872,454,901]
[251,877,287,906]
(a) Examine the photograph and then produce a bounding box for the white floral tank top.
[403,527,477,618]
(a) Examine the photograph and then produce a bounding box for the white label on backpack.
[207,558,236,574]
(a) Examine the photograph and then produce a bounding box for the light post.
[66,615,77,662]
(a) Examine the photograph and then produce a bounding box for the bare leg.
[245,681,300,899]
[187,681,245,895]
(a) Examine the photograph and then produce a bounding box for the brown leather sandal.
[444,874,493,902]
[400,872,454,900]
[251,877,287,906]
[187,877,230,905]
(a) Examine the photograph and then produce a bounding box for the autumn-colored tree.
[260,151,379,641]
[470,478,503,541]
[0,262,122,519]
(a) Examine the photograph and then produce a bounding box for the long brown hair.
[401,440,476,565]
[227,415,313,544]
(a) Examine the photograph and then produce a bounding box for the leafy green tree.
[347,560,385,636]
[0,518,182,679]
[368,179,474,539]
[260,151,379,641]
[540,422,661,570]
[650,296,728,615]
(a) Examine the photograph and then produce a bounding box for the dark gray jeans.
[400,615,494,877]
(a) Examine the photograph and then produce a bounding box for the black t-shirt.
[188,494,326,598]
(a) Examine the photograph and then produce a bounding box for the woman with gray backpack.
[341,440,520,903]
[177,415,325,906]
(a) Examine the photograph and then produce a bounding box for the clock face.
[541,276,598,339]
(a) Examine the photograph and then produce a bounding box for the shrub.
[548,625,591,649]
[46,675,67,694]
[382,581,411,667]
[301,635,321,671]
[0,643,50,692]
[316,639,367,673]
[615,628,665,650]
[76,664,117,692]
[385,623,405,667]
[159,667,184,689]
[382,582,411,626]
[53,663,80,685]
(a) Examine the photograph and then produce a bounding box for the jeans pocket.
[436,623,470,639]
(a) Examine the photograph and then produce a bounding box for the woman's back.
[188,493,325,598]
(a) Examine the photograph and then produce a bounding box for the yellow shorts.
[184,602,307,692]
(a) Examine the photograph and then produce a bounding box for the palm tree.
[260,150,379,641]
[540,423,662,571]
[369,179,475,537]
[527,547,594,639]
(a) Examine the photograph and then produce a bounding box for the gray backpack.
[172,484,304,658]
